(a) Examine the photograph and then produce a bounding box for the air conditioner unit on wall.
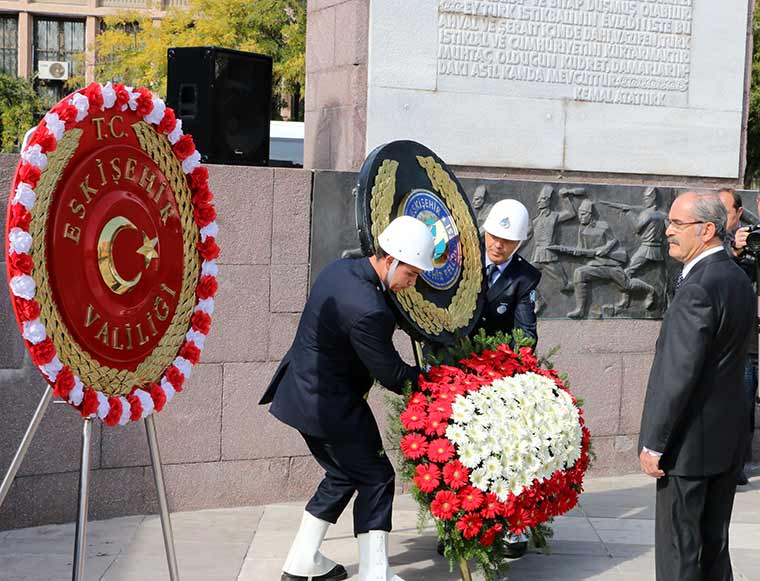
[38,61,69,81]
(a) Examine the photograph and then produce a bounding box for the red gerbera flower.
[400,433,428,460]
[479,523,503,547]
[509,507,531,536]
[413,463,441,493]
[443,460,469,490]
[458,485,484,511]
[424,412,449,437]
[519,347,539,370]
[427,438,455,463]
[427,399,452,418]
[456,513,483,539]
[431,490,460,520]
[401,404,427,431]
[409,392,428,406]
[480,493,503,519]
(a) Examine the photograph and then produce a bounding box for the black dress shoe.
[737,470,750,486]
[436,540,445,556]
[281,564,348,581]
[504,541,528,559]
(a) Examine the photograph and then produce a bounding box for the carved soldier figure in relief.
[548,199,655,319]
[472,184,494,235]
[528,185,583,313]
[599,186,667,277]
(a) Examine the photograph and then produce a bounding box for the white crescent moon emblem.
[97,216,142,295]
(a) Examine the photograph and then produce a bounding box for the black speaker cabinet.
[166,46,272,166]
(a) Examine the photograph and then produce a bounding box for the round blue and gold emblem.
[401,189,461,290]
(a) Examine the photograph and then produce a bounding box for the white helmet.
[378,216,435,272]
[483,199,530,241]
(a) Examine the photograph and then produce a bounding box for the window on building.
[0,16,18,77]
[33,18,85,106]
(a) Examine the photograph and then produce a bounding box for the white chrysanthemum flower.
[446,424,468,447]
[470,467,489,489]
[484,455,502,480]
[448,372,583,497]
[492,478,510,502]
[458,443,481,469]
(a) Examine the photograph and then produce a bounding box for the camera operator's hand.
[733,226,750,255]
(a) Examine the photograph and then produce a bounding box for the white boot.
[282,511,340,577]
[357,530,405,581]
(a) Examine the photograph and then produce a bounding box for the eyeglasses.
[665,219,705,231]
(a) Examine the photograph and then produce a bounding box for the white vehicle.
[269,120,304,167]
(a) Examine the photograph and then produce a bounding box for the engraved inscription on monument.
[437,0,693,107]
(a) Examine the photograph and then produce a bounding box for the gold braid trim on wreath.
[30,122,200,397]
[368,156,482,335]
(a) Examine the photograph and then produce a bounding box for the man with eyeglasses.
[639,191,754,581]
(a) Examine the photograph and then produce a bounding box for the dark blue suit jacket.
[639,251,754,476]
[259,258,419,440]
[474,253,541,344]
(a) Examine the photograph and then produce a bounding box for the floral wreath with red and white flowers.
[6,82,219,426]
[390,332,591,580]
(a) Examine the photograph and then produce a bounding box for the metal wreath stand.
[0,390,180,581]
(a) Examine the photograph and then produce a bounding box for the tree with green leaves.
[0,73,42,153]
[84,0,305,119]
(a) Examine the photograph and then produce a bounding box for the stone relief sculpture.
[472,184,494,234]
[547,199,656,319]
[527,185,583,313]
[599,186,666,276]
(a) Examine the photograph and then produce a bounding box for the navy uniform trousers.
[301,426,395,534]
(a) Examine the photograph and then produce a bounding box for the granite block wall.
[1,156,757,529]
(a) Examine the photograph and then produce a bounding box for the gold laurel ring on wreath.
[31,123,200,397]
[369,156,482,335]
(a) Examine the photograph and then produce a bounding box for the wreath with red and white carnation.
[5,82,219,426]
[393,340,591,579]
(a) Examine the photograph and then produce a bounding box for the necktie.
[486,264,497,287]
[675,272,684,292]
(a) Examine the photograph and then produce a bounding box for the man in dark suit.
[259,216,434,581]
[476,198,541,345]
[639,191,754,581]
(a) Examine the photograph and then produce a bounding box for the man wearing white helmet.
[260,215,435,581]
[476,198,542,345]
[464,198,542,559]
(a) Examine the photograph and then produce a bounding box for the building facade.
[0,0,185,103]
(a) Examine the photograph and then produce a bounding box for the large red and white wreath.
[393,339,591,578]
[5,82,219,426]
